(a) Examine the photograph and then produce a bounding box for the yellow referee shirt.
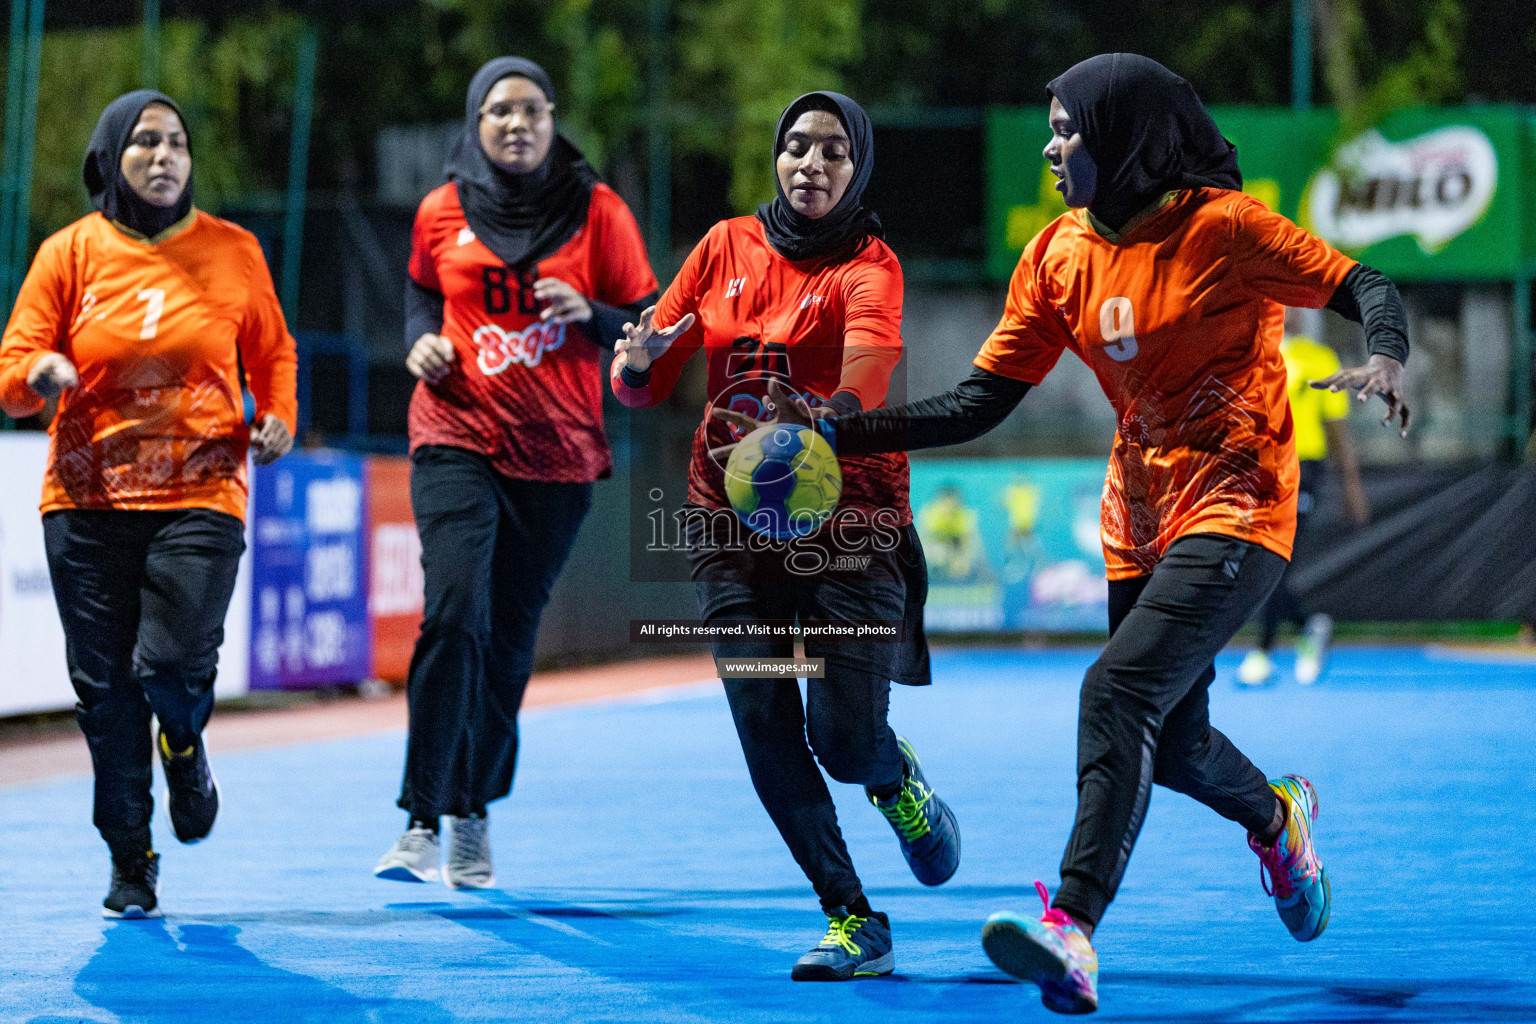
[1281,336,1349,462]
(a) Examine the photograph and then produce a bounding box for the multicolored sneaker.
[790,907,893,981]
[1248,774,1330,941]
[982,882,1098,1015]
[867,736,960,886]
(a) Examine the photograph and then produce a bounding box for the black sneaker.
[867,736,961,886]
[791,907,893,981]
[158,729,219,844]
[103,851,161,919]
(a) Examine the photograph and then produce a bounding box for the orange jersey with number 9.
[0,211,297,519]
[975,189,1356,579]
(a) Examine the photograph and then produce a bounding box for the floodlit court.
[3,645,1534,1023]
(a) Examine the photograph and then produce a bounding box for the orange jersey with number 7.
[0,210,297,519]
[975,188,1356,579]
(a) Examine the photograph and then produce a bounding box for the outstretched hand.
[1311,354,1411,438]
[708,379,827,460]
[613,305,696,374]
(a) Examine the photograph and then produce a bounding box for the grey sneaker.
[374,827,441,883]
[791,907,893,981]
[1295,614,1334,685]
[444,815,495,889]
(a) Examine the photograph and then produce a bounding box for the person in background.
[1237,307,1371,687]
[919,483,989,583]
[374,58,658,890]
[0,90,296,918]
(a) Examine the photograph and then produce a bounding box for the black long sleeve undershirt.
[830,263,1407,457]
[404,278,445,348]
[403,278,658,351]
[1327,262,1410,365]
[831,367,1032,456]
[584,290,658,350]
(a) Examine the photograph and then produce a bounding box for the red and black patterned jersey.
[408,181,657,482]
[611,215,909,524]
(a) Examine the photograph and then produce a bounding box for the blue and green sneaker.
[867,736,960,886]
[791,907,893,981]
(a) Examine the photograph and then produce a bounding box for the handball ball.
[723,423,843,539]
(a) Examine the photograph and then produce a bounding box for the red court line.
[0,654,718,788]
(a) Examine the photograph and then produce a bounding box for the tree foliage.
[7,0,1528,244]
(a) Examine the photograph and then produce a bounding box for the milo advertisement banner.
[987,105,1536,282]
[909,458,1109,633]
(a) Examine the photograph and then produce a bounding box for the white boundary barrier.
[0,435,251,717]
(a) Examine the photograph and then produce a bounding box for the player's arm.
[1324,419,1370,526]
[570,191,660,348]
[1312,264,1411,436]
[237,238,298,465]
[610,225,712,409]
[827,256,905,416]
[403,197,456,384]
[817,241,1066,455]
[1232,197,1411,435]
[0,234,75,417]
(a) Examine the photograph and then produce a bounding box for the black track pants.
[43,508,245,857]
[1055,534,1286,928]
[398,446,590,821]
[689,513,907,911]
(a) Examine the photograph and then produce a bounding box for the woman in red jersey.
[612,91,959,982]
[375,58,658,889]
[810,55,1411,1013]
[0,90,296,919]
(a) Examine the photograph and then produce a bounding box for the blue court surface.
[4,645,1535,1023]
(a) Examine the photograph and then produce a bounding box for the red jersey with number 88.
[610,216,910,523]
[407,182,657,481]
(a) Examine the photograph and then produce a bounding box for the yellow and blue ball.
[723,424,842,539]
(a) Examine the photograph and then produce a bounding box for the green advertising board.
[987,105,1536,283]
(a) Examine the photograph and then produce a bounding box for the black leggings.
[689,513,907,911]
[398,446,591,821]
[1055,533,1287,928]
[43,508,245,858]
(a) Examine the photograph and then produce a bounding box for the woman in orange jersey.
[0,91,296,919]
[811,55,1411,1013]
[612,92,959,982]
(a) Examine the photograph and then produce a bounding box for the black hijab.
[756,91,883,262]
[83,90,193,239]
[1046,54,1241,232]
[443,57,599,271]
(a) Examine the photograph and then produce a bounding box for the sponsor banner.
[987,105,1535,281]
[249,451,371,690]
[909,458,1109,633]
[365,455,422,682]
[0,435,250,716]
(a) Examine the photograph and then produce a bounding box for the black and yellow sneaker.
[103,851,161,919]
[790,907,893,981]
[158,729,219,844]
[867,736,960,886]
